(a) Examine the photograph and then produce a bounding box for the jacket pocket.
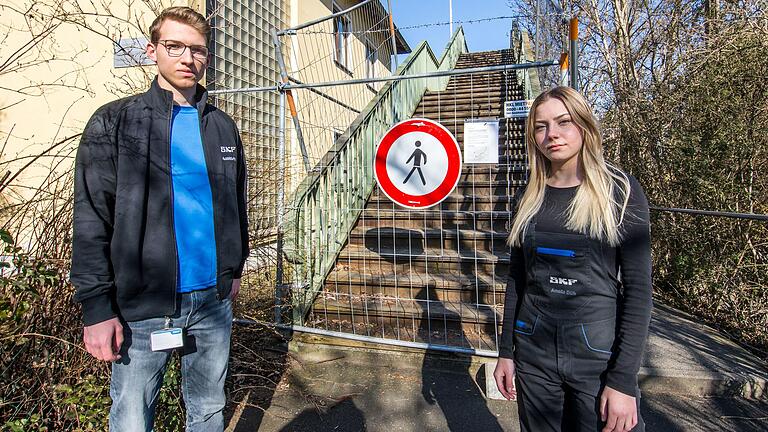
[578,317,616,357]
[512,306,543,366]
[512,305,539,336]
[536,247,577,257]
[531,231,592,310]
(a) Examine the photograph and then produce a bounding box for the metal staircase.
[305,49,529,351]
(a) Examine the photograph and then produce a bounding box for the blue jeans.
[109,287,232,432]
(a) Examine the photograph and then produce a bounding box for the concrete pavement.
[225,301,768,431]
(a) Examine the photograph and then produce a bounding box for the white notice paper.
[463,119,499,164]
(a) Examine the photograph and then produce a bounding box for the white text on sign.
[504,100,534,118]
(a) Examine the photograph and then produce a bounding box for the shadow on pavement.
[419,285,504,432]
[641,392,768,432]
[224,324,290,431]
[277,398,367,432]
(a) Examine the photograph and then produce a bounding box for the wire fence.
[215,1,767,358]
[264,1,552,355]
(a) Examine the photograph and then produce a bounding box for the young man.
[71,7,248,431]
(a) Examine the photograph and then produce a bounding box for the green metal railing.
[283,28,469,323]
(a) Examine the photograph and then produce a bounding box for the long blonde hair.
[507,86,630,247]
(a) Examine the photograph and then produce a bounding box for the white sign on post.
[504,100,534,118]
[463,119,499,164]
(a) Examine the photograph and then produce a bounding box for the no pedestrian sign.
[374,118,462,209]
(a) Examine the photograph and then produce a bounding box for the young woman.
[493,86,652,432]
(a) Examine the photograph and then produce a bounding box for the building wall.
[283,0,397,193]
[0,0,400,244]
[0,0,191,244]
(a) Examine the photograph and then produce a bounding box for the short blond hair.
[149,6,210,44]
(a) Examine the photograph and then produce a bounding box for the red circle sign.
[375,118,462,209]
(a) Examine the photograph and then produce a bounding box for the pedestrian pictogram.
[375,118,462,209]
[403,141,427,186]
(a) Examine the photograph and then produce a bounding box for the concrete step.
[308,294,502,330]
[443,78,511,86]
[357,209,516,232]
[369,165,528,186]
[323,270,506,296]
[304,308,500,351]
[366,194,517,212]
[417,97,507,109]
[404,117,527,132]
[445,74,512,82]
[414,101,506,113]
[336,243,510,276]
[414,109,506,119]
[369,180,526,198]
[346,226,510,256]
[320,279,505,307]
[422,89,524,101]
[443,83,508,91]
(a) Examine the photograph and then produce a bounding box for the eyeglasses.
[157,40,209,60]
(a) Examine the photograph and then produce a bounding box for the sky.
[389,0,518,58]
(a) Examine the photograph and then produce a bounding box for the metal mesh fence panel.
[206,0,288,233]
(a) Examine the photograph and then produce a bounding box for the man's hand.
[600,386,638,432]
[230,278,241,301]
[83,317,123,362]
[493,357,517,401]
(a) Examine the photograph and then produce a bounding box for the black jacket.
[72,78,249,326]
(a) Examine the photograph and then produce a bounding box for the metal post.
[569,17,579,91]
[449,0,453,37]
[272,29,310,172]
[534,0,540,60]
[387,0,398,74]
[559,52,569,86]
[275,90,286,325]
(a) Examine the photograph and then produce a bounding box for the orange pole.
[281,76,299,117]
[569,17,579,41]
[568,17,579,90]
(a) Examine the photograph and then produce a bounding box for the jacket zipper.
[197,106,222,300]
[168,99,179,315]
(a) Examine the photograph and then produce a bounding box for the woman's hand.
[600,386,638,432]
[493,357,517,401]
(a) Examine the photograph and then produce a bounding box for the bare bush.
[510,0,768,356]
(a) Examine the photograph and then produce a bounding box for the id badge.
[150,327,184,351]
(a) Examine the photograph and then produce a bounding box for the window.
[333,4,351,72]
[365,38,377,91]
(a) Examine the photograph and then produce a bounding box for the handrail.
[284,27,469,323]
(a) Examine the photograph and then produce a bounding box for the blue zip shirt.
[170,105,217,292]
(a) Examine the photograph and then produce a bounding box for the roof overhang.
[369,0,411,54]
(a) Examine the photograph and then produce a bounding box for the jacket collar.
[145,76,208,115]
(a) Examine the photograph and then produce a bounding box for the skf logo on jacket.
[549,276,578,286]
[221,146,236,161]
